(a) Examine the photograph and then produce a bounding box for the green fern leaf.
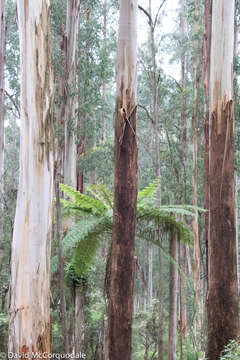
[60,183,108,216]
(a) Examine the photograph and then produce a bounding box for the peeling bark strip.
[207,0,239,358]
[9,0,54,355]
[108,1,138,360]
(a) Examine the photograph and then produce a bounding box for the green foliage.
[177,338,205,360]
[220,339,240,360]
[65,216,111,277]
[60,182,194,281]
[60,183,108,216]
[132,306,159,360]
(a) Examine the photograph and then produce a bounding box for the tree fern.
[59,181,202,277]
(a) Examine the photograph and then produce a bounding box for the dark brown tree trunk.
[108,1,138,359]
[206,1,239,358]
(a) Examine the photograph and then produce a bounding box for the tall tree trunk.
[206,1,239,358]
[64,0,80,188]
[203,0,212,292]
[157,245,164,360]
[192,0,202,346]
[9,0,54,354]
[168,232,179,360]
[179,243,187,360]
[108,0,138,359]
[0,0,5,275]
[55,175,69,351]
[178,2,188,354]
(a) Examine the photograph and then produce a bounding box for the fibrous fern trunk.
[206,1,239,358]
[108,0,138,359]
[9,0,54,354]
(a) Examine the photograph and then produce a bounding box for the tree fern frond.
[64,215,112,277]
[60,183,107,216]
[87,183,114,209]
[138,178,160,201]
[137,205,192,245]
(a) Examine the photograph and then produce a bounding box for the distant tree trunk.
[168,232,179,360]
[148,242,153,307]
[206,1,239,358]
[203,0,212,291]
[74,285,85,355]
[157,244,164,360]
[64,0,80,187]
[54,175,69,351]
[108,0,138,359]
[179,2,188,355]
[9,0,54,354]
[101,0,107,142]
[192,0,202,345]
[0,0,5,273]
[179,243,187,360]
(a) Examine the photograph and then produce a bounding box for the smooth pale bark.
[108,0,138,359]
[9,0,54,354]
[192,0,202,345]
[64,0,80,188]
[74,286,85,354]
[207,1,239,358]
[168,232,179,360]
[0,0,5,273]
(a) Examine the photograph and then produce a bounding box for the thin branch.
[0,88,20,118]
[153,0,168,30]
[167,75,182,92]
[138,5,152,27]
[138,104,154,124]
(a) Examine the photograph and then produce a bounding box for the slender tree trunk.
[9,0,54,354]
[55,175,69,351]
[157,244,164,360]
[74,285,85,355]
[178,2,188,353]
[179,244,187,360]
[148,242,153,307]
[0,0,5,275]
[168,232,179,360]
[206,1,239,358]
[192,0,202,345]
[108,0,138,359]
[203,0,212,291]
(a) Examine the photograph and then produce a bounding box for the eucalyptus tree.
[9,0,54,353]
[192,0,202,345]
[108,0,138,358]
[206,0,239,358]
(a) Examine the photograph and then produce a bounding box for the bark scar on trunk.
[220,99,233,199]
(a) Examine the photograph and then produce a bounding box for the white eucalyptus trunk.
[64,0,80,188]
[9,0,54,354]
